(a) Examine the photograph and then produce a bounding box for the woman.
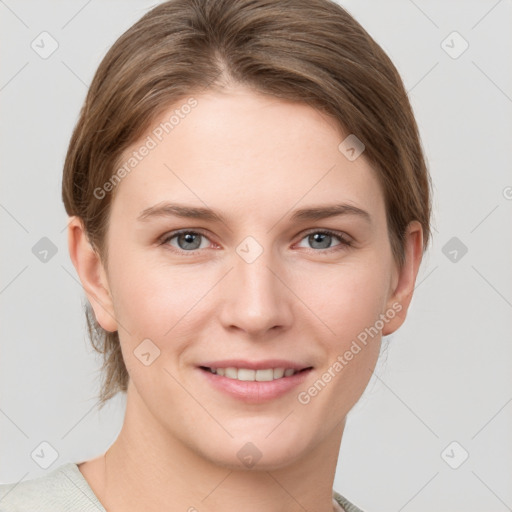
[0,0,431,510]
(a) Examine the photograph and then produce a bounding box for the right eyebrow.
[137,202,226,223]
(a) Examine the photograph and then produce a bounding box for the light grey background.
[1,1,511,510]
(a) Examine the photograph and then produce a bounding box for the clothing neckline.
[63,462,107,511]
[66,462,353,512]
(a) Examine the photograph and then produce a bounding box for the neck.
[94,383,346,512]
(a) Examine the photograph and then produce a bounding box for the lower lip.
[198,368,313,403]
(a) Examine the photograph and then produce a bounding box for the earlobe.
[67,216,118,333]
[382,221,424,336]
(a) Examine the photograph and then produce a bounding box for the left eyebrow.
[136,201,372,225]
[290,203,372,224]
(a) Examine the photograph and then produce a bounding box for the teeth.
[208,367,302,381]
[238,369,255,381]
[225,367,238,379]
[255,369,274,381]
[273,368,285,379]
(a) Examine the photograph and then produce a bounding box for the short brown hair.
[62,0,432,408]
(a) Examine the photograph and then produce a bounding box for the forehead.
[110,86,385,225]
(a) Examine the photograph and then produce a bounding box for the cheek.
[107,259,207,389]
[299,260,388,400]
[108,249,219,352]
[300,257,390,343]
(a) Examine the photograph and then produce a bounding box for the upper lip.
[199,359,313,371]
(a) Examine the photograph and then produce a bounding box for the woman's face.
[83,85,418,469]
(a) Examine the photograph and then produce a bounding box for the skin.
[68,84,423,512]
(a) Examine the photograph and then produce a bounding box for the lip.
[199,359,311,371]
[197,360,313,404]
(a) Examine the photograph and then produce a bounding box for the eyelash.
[159,228,353,256]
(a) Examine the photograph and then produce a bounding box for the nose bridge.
[219,237,292,334]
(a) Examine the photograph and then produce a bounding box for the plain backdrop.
[1,1,511,511]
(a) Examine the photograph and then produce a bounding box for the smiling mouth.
[199,366,312,382]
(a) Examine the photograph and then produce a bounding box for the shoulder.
[0,463,105,512]
[334,490,366,512]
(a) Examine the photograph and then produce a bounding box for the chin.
[197,432,313,472]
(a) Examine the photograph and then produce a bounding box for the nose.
[217,245,294,338]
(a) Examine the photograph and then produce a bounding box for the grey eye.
[166,231,209,251]
[297,231,344,250]
[308,232,333,249]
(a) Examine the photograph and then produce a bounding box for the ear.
[67,216,118,332]
[382,220,424,336]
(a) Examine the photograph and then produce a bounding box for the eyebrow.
[137,202,372,225]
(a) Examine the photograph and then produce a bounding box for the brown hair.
[62,0,432,408]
